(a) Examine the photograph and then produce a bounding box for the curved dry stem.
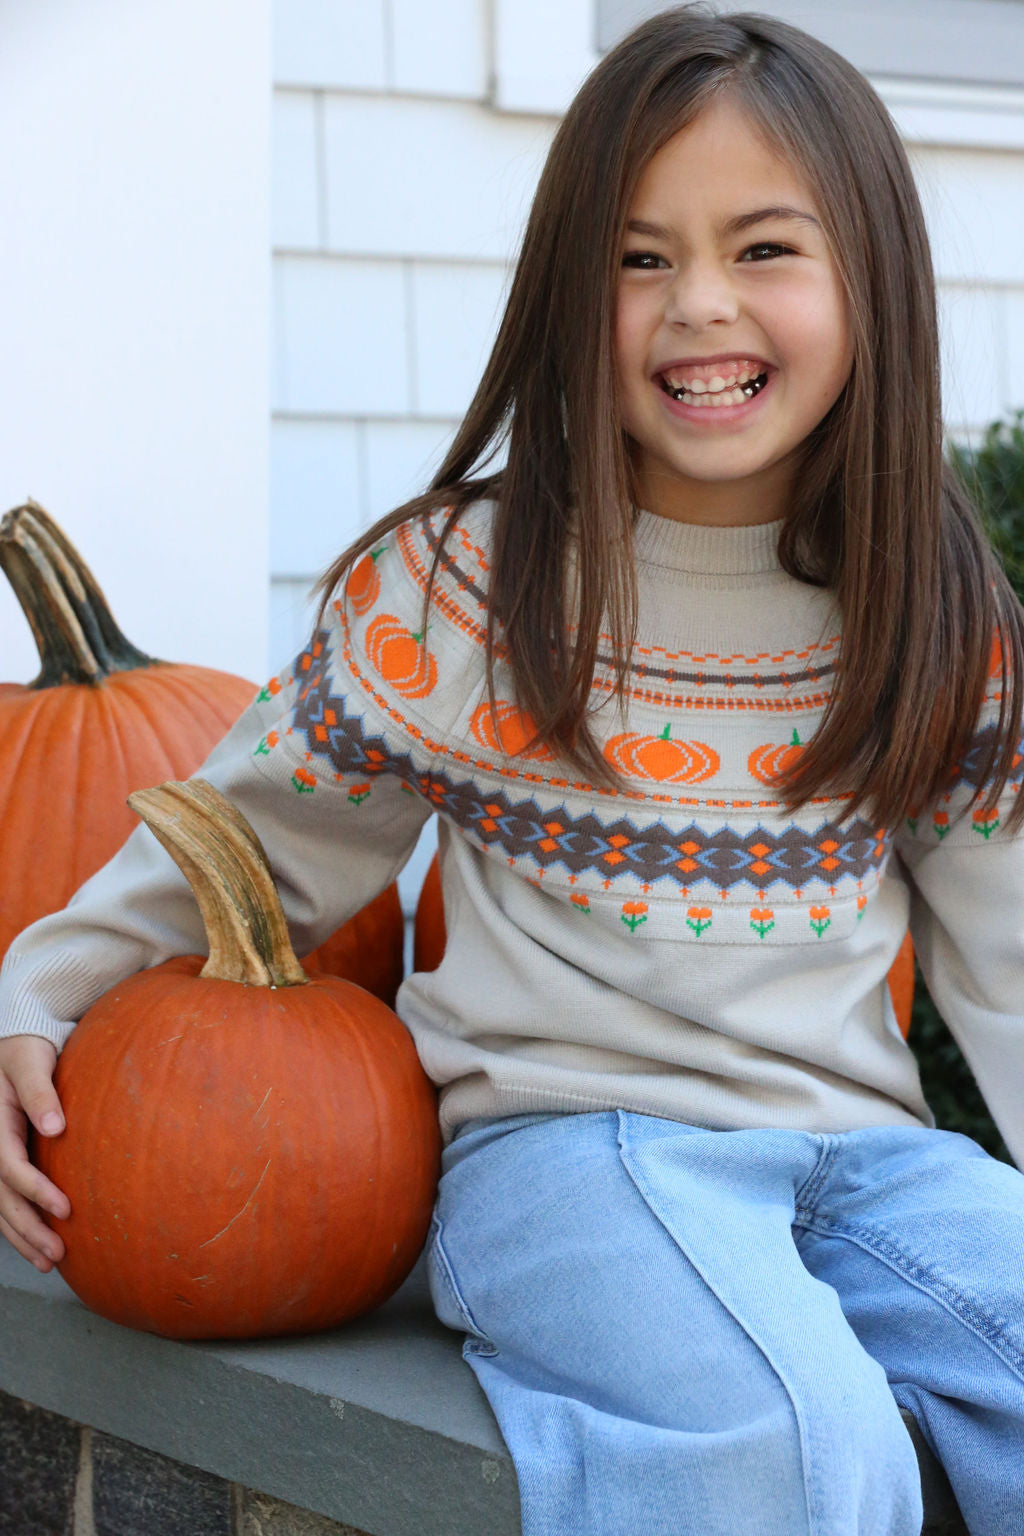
[128,779,307,988]
[0,499,156,687]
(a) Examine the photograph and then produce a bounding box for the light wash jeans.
[426,1109,1024,1535]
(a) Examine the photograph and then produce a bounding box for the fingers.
[0,1037,70,1271]
[0,1190,65,1272]
[0,1036,64,1137]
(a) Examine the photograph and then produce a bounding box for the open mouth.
[658,369,770,407]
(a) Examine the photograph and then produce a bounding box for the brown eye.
[740,242,793,262]
[622,251,667,269]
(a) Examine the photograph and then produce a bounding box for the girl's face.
[616,94,854,527]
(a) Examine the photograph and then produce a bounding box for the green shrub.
[908,412,1024,1166]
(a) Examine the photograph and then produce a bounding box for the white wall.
[0,1,271,687]
[268,0,559,675]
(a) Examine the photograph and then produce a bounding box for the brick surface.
[91,1431,231,1536]
[0,1390,79,1536]
[236,1486,371,1535]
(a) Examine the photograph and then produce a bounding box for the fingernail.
[40,1113,63,1135]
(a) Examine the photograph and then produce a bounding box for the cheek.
[614,290,650,376]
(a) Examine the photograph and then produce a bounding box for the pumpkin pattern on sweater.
[2,500,1024,1162]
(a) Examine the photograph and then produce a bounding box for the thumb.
[1,1038,63,1135]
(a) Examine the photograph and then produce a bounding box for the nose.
[664,260,740,328]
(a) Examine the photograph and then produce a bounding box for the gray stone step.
[0,1242,966,1534]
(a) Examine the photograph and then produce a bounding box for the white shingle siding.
[1008,295,1024,408]
[274,256,411,415]
[390,0,490,100]
[320,95,552,261]
[269,0,1024,649]
[272,0,389,92]
[938,286,1011,434]
[267,0,1024,913]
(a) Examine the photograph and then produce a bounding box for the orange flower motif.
[253,728,280,758]
[291,766,317,795]
[256,675,282,703]
[934,809,950,840]
[570,893,592,913]
[972,806,999,840]
[749,907,774,939]
[347,782,371,806]
[686,905,712,937]
[809,905,831,938]
[621,900,648,933]
[856,894,868,918]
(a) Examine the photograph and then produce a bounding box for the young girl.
[2,5,1023,1532]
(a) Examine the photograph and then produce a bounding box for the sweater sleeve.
[0,587,436,1053]
[894,709,1024,1171]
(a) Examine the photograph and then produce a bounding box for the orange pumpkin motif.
[748,729,805,785]
[347,546,386,616]
[604,725,719,784]
[366,614,438,699]
[470,700,554,760]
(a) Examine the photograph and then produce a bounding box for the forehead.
[630,94,817,215]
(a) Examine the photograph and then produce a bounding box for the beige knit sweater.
[2,502,1022,1162]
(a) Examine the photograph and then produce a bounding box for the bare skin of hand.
[0,1036,70,1272]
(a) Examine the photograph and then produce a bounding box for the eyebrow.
[626,206,822,240]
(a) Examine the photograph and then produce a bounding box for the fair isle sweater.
[2,502,1023,1164]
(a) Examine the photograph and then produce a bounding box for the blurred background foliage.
[911,410,1024,1165]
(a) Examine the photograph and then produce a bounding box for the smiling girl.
[2,6,1024,1534]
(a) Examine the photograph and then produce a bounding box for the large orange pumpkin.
[0,501,405,1004]
[0,501,255,962]
[604,725,719,784]
[35,779,440,1341]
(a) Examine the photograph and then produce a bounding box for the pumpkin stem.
[0,500,157,688]
[127,779,308,988]
[659,724,672,740]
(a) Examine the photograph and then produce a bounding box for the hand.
[0,1036,70,1272]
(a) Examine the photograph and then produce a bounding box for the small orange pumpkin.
[366,613,438,699]
[469,700,554,760]
[35,779,440,1341]
[302,881,405,1008]
[604,725,719,784]
[888,929,915,1041]
[748,729,805,785]
[346,546,385,616]
[413,854,446,973]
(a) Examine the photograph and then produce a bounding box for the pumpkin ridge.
[114,663,253,742]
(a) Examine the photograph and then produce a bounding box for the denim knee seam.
[791,1134,839,1213]
[792,1211,1024,1383]
[429,1215,499,1352]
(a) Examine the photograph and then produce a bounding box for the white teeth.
[661,371,769,407]
[663,360,762,393]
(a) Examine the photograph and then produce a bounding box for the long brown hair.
[315,3,1024,831]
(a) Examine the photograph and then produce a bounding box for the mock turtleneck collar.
[632,508,786,576]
